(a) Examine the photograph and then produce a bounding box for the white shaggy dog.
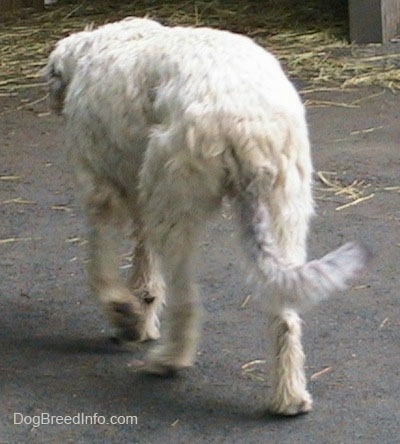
[46,18,369,416]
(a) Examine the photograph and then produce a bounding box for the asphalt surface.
[1,87,399,443]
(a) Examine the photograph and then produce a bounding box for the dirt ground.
[1,76,399,443]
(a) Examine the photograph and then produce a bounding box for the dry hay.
[316,171,374,211]
[241,359,267,382]
[0,0,399,97]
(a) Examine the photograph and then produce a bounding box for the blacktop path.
[0,84,399,443]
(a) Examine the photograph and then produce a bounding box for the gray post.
[349,0,400,43]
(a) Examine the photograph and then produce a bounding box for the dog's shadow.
[1,330,308,428]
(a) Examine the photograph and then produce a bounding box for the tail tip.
[349,240,373,269]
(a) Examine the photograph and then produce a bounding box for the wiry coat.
[46,18,369,416]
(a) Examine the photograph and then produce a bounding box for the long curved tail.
[257,241,371,309]
[243,200,371,310]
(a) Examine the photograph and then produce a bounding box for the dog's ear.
[46,62,67,115]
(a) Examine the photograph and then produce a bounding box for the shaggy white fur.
[46,17,163,114]
[46,18,369,416]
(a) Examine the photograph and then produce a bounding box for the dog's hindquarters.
[227,114,314,414]
[228,110,367,414]
[229,115,368,311]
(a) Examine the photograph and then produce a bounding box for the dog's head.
[45,32,92,114]
[45,17,163,114]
